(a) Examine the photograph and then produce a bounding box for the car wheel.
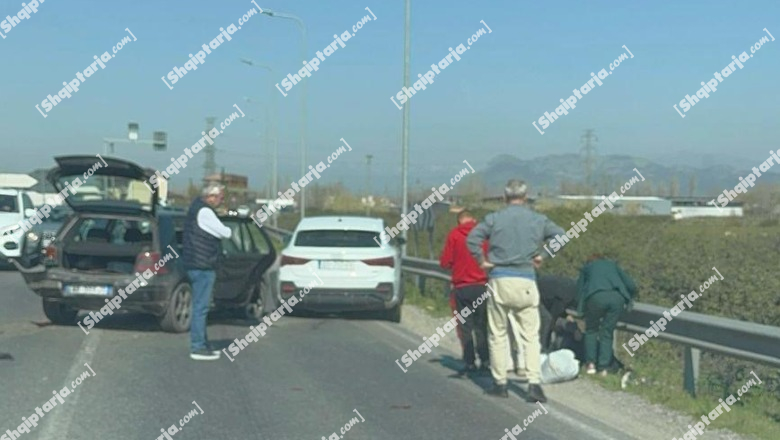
[243,281,266,321]
[42,299,78,325]
[159,283,192,333]
[383,303,402,323]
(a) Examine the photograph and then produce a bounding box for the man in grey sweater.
[467,180,564,402]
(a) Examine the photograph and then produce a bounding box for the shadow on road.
[435,354,537,402]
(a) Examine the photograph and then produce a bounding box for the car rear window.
[294,230,380,247]
[0,195,18,213]
[69,217,154,244]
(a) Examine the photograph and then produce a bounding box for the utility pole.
[203,117,217,180]
[365,154,373,215]
[580,129,598,194]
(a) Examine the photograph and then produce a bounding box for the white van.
[0,188,36,259]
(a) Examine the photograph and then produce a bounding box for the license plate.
[63,285,113,296]
[320,261,354,270]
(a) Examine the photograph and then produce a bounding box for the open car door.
[213,218,276,305]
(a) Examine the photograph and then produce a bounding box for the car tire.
[42,299,78,325]
[159,283,192,333]
[243,281,267,321]
[383,303,402,323]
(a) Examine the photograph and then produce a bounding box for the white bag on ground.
[540,349,580,384]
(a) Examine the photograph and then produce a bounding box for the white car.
[277,216,403,322]
[0,189,37,259]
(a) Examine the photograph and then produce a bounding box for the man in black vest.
[183,184,232,360]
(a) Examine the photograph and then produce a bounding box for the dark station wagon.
[12,156,278,332]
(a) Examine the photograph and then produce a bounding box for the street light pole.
[260,9,307,221]
[400,0,412,256]
[240,58,280,227]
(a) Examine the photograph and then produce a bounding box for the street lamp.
[240,58,280,227]
[400,0,412,255]
[259,8,308,221]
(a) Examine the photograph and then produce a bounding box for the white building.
[669,197,743,219]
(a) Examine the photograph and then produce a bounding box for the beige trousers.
[487,277,541,384]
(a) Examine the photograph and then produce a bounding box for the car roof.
[0,188,22,196]
[295,216,384,232]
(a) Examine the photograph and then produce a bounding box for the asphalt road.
[0,270,633,440]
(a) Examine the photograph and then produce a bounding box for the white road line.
[38,332,101,440]
[375,321,625,440]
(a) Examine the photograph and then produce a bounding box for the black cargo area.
[63,242,150,273]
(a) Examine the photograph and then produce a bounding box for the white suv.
[0,189,36,259]
[277,216,403,322]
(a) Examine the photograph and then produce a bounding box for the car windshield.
[0,195,18,213]
[294,230,380,247]
[54,175,153,212]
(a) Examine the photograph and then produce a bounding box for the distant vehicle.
[0,188,37,260]
[278,216,404,322]
[12,156,278,332]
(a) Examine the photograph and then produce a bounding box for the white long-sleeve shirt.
[197,207,232,239]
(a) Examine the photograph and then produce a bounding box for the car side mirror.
[24,208,36,218]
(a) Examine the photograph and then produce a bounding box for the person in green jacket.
[576,254,637,375]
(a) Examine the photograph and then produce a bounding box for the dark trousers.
[584,290,625,370]
[539,299,569,352]
[539,305,553,352]
[454,284,490,367]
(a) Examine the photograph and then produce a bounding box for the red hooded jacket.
[439,221,488,288]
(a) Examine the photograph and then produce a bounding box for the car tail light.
[362,257,394,268]
[135,252,169,275]
[281,255,310,266]
[280,282,296,297]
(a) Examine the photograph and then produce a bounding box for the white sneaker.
[190,349,220,361]
[586,364,596,374]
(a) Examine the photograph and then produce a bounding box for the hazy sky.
[1,0,778,192]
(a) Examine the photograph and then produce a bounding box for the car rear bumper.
[282,287,401,312]
[25,269,177,316]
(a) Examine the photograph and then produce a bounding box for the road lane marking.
[37,332,101,440]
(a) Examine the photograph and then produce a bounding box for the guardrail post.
[417,274,427,296]
[683,346,700,397]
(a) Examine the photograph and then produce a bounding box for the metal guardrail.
[267,227,780,396]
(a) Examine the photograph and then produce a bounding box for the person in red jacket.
[440,209,490,374]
